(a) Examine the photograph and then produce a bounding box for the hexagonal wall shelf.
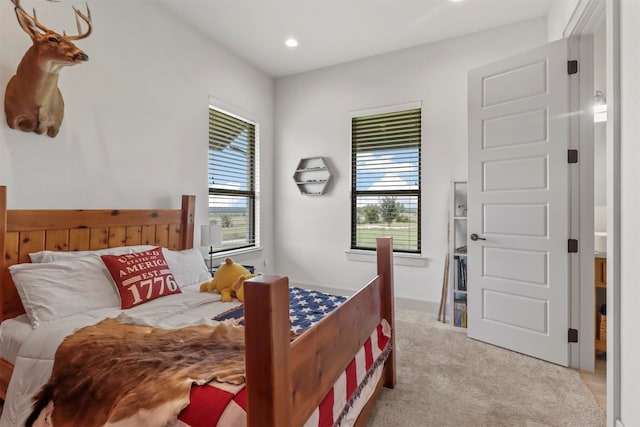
[293,156,332,196]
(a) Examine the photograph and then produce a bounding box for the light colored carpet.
[367,310,606,427]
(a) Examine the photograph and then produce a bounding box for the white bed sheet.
[0,287,238,427]
[0,314,31,365]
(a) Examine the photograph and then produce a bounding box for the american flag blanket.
[177,320,391,427]
[177,287,392,427]
[28,288,390,427]
[213,286,348,334]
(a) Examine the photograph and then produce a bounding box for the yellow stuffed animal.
[199,257,257,302]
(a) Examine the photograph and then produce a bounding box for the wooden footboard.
[244,237,395,426]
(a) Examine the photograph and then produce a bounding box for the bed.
[0,185,396,426]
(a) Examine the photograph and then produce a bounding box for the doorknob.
[470,233,486,241]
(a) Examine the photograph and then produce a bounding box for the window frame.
[350,102,422,254]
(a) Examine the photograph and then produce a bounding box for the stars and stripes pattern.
[289,287,347,334]
[304,320,391,427]
[194,287,390,427]
[214,286,347,334]
[177,320,391,427]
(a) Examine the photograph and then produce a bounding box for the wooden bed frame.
[0,185,396,426]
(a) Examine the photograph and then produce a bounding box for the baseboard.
[395,297,439,313]
[616,420,625,427]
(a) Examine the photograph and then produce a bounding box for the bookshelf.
[449,180,468,328]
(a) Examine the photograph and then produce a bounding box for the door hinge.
[568,328,579,343]
[568,239,579,253]
[568,149,578,164]
[568,60,578,75]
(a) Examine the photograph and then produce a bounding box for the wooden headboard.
[0,186,195,322]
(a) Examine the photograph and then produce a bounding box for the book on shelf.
[453,302,467,328]
[454,255,467,291]
[453,292,467,328]
[454,291,467,303]
[461,305,467,328]
[453,257,459,292]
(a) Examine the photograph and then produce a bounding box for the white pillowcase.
[29,246,211,288]
[162,248,212,288]
[29,245,156,263]
[9,255,121,329]
[11,247,211,328]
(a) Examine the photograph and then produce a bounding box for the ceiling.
[159,0,553,78]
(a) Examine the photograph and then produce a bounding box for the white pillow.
[9,255,121,329]
[29,245,155,263]
[29,245,210,289]
[162,248,211,288]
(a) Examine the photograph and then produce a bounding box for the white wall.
[0,1,275,268]
[548,0,582,40]
[273,18,548,309]
[619,0,640,424]
[594,21,607,203]
[593,20,606,277]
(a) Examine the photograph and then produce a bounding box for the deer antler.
[11,0,92,40]
[12,0,53,34]
[66,4,92,40]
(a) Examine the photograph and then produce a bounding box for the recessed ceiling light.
[285,38,298,48]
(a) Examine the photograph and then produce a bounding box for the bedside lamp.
[201,224,222,272]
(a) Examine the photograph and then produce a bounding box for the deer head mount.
[4,0,92,138]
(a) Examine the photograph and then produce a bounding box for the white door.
[467,39,571,366]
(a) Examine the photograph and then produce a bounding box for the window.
[351,106,421,253]
[208,106,258,252]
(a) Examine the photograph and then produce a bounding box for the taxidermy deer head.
[4,0,92,138]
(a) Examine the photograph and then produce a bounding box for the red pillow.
[101,247,181,309]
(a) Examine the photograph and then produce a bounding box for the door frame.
[563,1,620,426]
[563,0,602,371]
[567,33,595,371]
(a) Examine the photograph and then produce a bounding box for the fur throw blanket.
[27,319,246,427]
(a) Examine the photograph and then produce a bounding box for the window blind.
[208,107,256,251]
[351,108,421,253]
